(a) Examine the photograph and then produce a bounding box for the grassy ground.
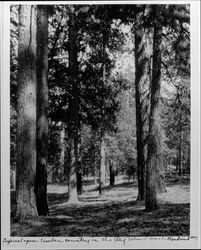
[11,175,190,236]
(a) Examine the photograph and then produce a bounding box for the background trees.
[10,4,190,220]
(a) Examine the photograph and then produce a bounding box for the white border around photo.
[1,1,200,249]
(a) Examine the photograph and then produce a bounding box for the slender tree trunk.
[68,5,79,203]
[134,19,151,201]
[52,165,58,183]
[178,124,183,176]
[109,161,115,186]
[90,129,98,184]
[99,30,107,195]
[99,135,106,195]
[59,123,65,180]
[99,29,108,195]
[68,138,78,203]
[146,6,163,211]
[64,147,70,182]
[77,131,83,194]
[35,5,49,216]
[16,5,38,221]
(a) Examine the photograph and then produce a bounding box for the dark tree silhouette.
[35,5,49,216]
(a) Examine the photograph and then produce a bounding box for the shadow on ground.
[11,200,190,237]
[87,181,137,193]
[11,177,190,237]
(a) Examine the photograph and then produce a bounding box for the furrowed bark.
[35,5,49,216]
[146,5,163,211]
[134,13,152,201]
[68,5,79,203]
[16,5,38,221]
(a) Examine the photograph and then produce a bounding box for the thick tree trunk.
[35,5,49,216]
[16,5,38,221]
[146,6,163,211]
[68,137,78,203]
[134,18,152,201]
[68,5,79,203]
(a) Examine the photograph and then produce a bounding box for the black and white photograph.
[1,0,200,249]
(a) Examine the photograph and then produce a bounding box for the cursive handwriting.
[2,235,198,246]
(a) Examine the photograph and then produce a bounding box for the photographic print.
[1,1,200,249]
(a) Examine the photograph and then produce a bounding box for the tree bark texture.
[35,5,49,216]
[146,5,163,211]
[99,31,107,195]
[77,132,83,194]
[16,5,38,220]
[68,5,79,203]
[134,17,152,201]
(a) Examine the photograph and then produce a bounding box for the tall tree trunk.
[16,5,38,221]
[99,31,107,195]
[134,18,152,201]
[35,5,49,216]
[68,5,79,203]
[146,6,163,211]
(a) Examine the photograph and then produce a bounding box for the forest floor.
[11,175,190,237]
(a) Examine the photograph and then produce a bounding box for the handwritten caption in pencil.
[2,236,198,246]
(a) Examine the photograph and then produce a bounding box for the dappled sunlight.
[11,177,190,236]
[116,217,137,224]
[9,2,192,242]
[47,184,68,194]
[49,215,74,220]
[158,178,190,204]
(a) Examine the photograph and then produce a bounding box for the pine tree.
[35,5,49,216]
[134,7,152,201]
[145,5,163,211]
[15,5,38,220]
[67,5,79,203]
[99,29,107,195]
